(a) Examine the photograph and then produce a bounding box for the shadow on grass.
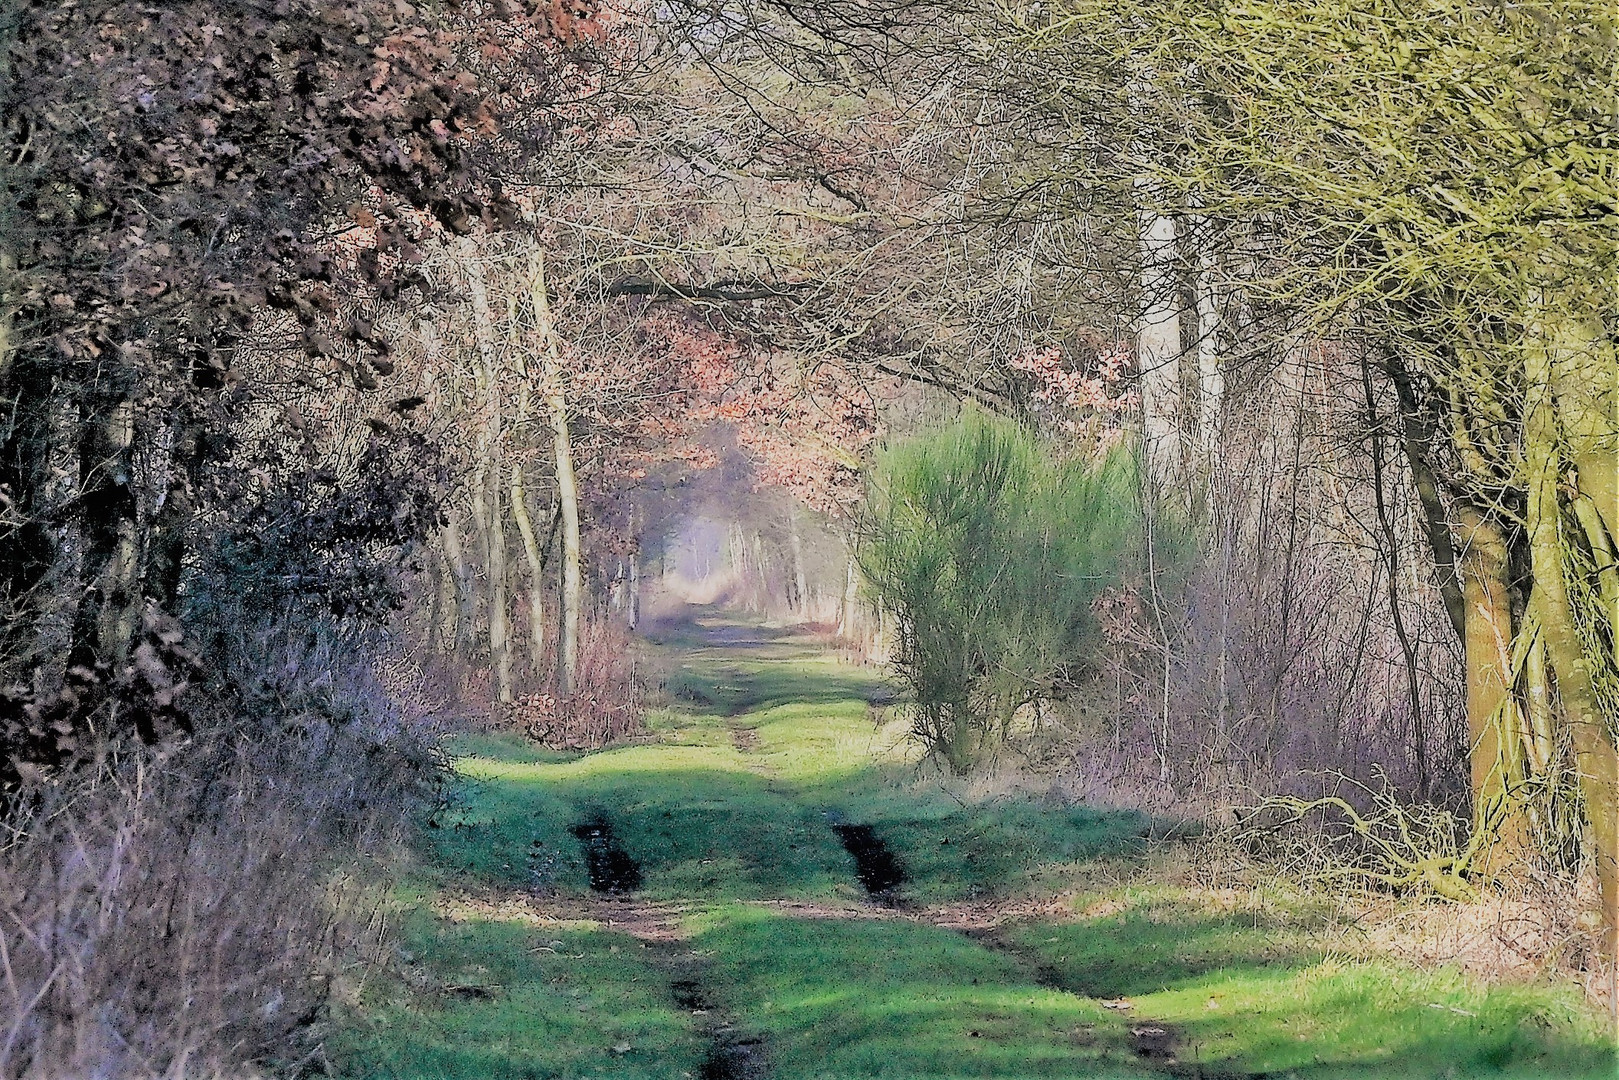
[437,731,1152,905]
[648,606,899,716]
[692,906,1149,1080]
[331,911,704,1080]
[411,608,1614,1080]
[1009,907,1617,1079]
[640,610,802,651]
[690,905,1615,1080]
[664,660,896,716]
[1011,904,1322,1000]
[869,801,1149,904]
[434,748,858,901]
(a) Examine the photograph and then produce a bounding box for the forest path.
[332,608,1616,1080]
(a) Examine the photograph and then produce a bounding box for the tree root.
[1241,774,1481,903]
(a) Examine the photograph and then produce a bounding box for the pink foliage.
[1009,342,1136,440]
[590,315,880,521]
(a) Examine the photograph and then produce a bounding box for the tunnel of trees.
[0,0,1613,1072]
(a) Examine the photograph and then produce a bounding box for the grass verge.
[330,890,703,1079]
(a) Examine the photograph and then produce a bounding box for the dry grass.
[0,702,439,1079]
[1130,832,1619,1019]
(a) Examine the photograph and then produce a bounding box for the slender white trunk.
[104,399,141,663]
[419,322,472,653]
[429,548,453,651]
[530,248,581,694]
[555,425,581,695]
[838,548,858,638]
[752,531,767,612]
[1192,220,1224,460]
[1135,194,1184,492]
[628,548,640,630]
[487,473,513,702]
[789,509,808,615]
[441,512,475,652]
[1131,63,1186,494]
[505,271,546,681]
[433,533,456,651]
[510,457,547,678]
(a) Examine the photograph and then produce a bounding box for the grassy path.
[333,610,1615,1080]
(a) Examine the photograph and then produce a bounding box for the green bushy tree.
[860,412,1140,773]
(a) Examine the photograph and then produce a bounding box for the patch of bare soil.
[1126,1020,1179,1066]
[919,893,1083,932]
[832,823,907,903]
[570,815,643,893]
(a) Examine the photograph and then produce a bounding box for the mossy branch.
[1243,776,1480,903]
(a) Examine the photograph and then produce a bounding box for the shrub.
[0,603,443,1078]
[509,619,646,749]
[0,708,438,1079]
[859,411,1140,773]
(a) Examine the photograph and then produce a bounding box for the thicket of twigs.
[0,651,442,1079]
[507,619,646,749]
[0,574,446,1079]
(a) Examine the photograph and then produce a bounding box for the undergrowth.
[0,632,444,1079]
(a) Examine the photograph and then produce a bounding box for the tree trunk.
[1363,365,1430,800]
[418,321,463,656]
[1135,189,1184,493]
[464,240,512,705]
[144,399,207,619]
[789,509,808,616]
[67,394,141,673]
[509,458,548,678]
[1525,317,1617,969]
[626,508,640,631]
[1456,507,1531,871]
[838,547,858,638]
[628,547,640,630]
[752,531,768,612]
[486,470,513,704]
[529,249,580,695]
[553,403,581,695]
[430,542,456,653]
[1388,359,1468,640]
[1191,216,1224,462]
[440,512,475,654]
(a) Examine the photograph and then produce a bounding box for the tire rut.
[570,814,643,894]
[647,932,771,1080]
[952,925,1266,1079]
[830,820,908,906]
[552,896,770,1080]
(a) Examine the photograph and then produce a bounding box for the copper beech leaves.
[0,0,597,778]
[5,0,598,377]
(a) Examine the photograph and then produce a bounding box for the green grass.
[431,608,1148,907]
[333,608,1618,1080]
[432,697,1147,906]
[690,904,1143,1079]
[1007,895,1616,1078]
[742,696,1150,903]
[331,898,703,1079]
[648,616,895,718]
[435,730,859,901]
